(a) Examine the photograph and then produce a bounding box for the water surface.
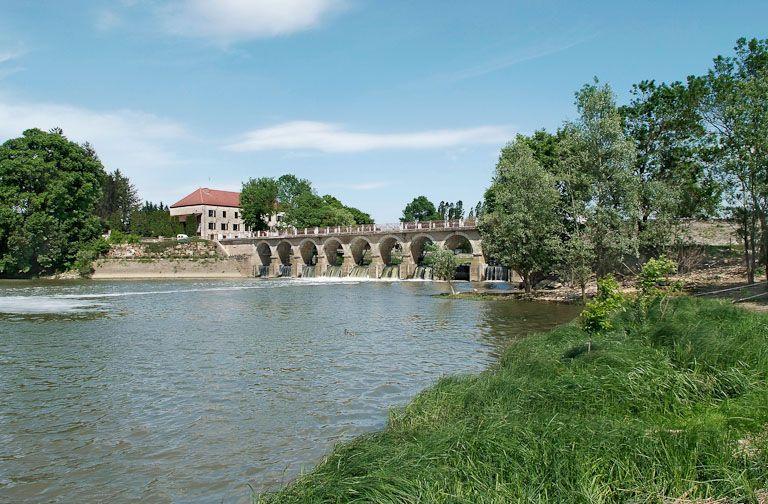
[0,279,579,503]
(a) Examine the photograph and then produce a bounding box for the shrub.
[580,275,625,334]
[638,254,679,296]
[108,230,141,244]
[72,238,110,277]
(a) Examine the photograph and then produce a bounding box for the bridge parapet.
[251,219,478,239]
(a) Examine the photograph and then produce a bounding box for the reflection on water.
[0,279,579,503]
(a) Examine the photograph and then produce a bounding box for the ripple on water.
[0,279,580,503]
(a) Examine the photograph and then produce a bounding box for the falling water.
[302,265,317,278]
[380,265,400,279]
[324,265,343,277]
[484,265,510,282]
[412,266,433,280]
[278,265,292,277]
[257,265,269,278]
[348,265,371,278]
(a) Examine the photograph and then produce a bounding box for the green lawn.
[258,297,768,503]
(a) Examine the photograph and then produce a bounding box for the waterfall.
[484,265,510,281]
[412,266,433,280]
[380,265,400,279]
[302,265,316,278]
[324,265,343,277]
[278,265,292,277]
[348,265,370,278]
[257,265,269,277]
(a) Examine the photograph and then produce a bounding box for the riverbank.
[258,296,768,502]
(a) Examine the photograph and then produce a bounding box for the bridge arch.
[350,236,373,266]
[410,234,436,265]
[378,235,404,266]
[323,238,344,266]
[256,241,272,266]
[444,232,475,254]
[276,241,292,266]
[299,239,319,266]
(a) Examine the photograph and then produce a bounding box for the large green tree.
[561,81,640,277]
[240,177,279,232]
[0,128,105,277]
[700,38,768,283]
[479,137,564,293]
[98,168,140,232]
[620,79,720,256]
[401,196,440,222]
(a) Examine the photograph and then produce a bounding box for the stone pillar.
[292,246,302,277]
[399,257,415,279]
[316,254,328,277]
[270,256,281,277]
[370,255,384,279]
[470,254,485,282]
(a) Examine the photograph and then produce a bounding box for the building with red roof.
[170,187,279,240]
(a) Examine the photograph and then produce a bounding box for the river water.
[0,279,579,503]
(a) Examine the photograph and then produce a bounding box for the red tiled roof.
[170,188,241,208]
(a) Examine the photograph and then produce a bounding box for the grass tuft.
[257,297,768,503]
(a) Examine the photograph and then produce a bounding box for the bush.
[72,238,110,277]
[108,230,141,244]
[638,254,679,296]
[580,275,625,334]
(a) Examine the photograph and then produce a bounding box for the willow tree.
[561,80,639,277]
[479,137,563,293]
[700,38,768,283]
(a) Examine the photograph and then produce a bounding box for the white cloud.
[226,121,511,153]
[95,9,122,31]
[163,0,342,40]
[0,98,191,201]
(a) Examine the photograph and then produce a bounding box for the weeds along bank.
[258,294,768,503]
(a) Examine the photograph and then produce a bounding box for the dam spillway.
[220,219,505,282]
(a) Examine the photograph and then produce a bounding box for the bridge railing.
[252,218,478,238]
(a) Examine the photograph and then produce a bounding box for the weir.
[220,219,503,282]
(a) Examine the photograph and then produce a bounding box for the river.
[0,279,579,503]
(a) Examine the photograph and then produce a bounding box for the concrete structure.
[169,188,281,241]
[219,219,492,281]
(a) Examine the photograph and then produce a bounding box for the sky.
[1,1,766,223]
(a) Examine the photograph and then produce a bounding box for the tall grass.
[258,297,768,503]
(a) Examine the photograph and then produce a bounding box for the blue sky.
[1,1,766,222]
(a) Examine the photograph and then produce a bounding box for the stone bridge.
[219,219,491,281]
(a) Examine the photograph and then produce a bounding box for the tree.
[97,168,139,232]
[699,38,768,283]
[561,80,640,277]
[240,177,279,232]
[429,247,458,294]
[129,202,183,237]
[276,174,313,212]
[0,128,105,277]
[401,196,440,222]
[620,79,720,256]
[479,137,564,293]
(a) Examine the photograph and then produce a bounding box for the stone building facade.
[169,188,280,241]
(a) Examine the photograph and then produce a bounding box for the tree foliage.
[479,137,563,293]
[240,177,279,232]
[429,247,458,294]
[97,168,140,232]
[0,128,105,277]
[401,196,440,222]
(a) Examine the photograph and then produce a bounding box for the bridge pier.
[292,246,302,277]
[400,257,415,279]
[370,255,384,279]
[341,254,355,276]
[470,255,486,282]
[316,254,328,277]
[269,256,281,278]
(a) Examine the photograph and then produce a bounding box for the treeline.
[479,37,768,293]
[240,174,373,231]
[400,196,468,221]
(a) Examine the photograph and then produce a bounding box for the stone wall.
[91,257,254,279]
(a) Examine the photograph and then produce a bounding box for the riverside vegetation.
[258,263,768,503]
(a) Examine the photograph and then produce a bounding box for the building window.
[232,224,239,231]
[222,211,227,218]
[221,223,227,231]
[277,214,283,222]
[208,209,215,217]
[208,222,215,230]
[235,212,239,219]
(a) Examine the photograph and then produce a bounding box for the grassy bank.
[259,297,768,503]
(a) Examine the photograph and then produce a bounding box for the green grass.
[257,297,768,503]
